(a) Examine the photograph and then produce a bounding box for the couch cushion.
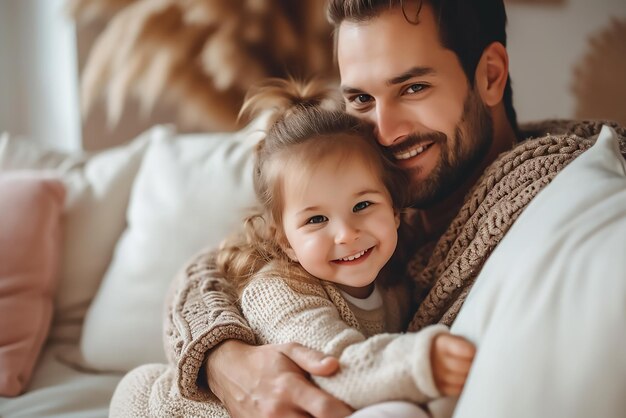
[0,129,159,345]
[448,125,626,418]
[51,130,155,343]
[0,174,65,396]
[79,118,265,371]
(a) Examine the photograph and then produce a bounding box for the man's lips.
[332,247,374,264]
[392,141,435,161]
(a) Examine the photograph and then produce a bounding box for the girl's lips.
[332,246,374,265]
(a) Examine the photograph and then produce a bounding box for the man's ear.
[475,42,509,107]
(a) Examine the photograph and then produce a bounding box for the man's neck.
[419,114,517,240]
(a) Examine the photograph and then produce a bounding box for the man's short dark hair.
[327,0,519,135]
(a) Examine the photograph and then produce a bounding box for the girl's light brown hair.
[216,78,411,294]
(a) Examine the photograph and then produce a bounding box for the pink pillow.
[0,173,65,396]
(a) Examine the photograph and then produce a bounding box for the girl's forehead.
[285,146,378,179]
[280,151,387,203]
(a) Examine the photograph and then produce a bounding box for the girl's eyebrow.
[295,190,383,215]
[297,206,322,215]
[354,189,384,197]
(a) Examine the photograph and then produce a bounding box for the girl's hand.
[430,334,476,396]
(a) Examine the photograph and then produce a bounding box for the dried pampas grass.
[70,0,336,132]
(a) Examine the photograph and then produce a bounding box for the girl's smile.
[332,246,374,264]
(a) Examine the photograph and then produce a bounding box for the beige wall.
[506,0,626,124]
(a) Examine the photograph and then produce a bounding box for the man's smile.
[392,141,438,171]
[393,140,435,161]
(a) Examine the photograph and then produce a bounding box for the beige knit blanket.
[407,120,626,331]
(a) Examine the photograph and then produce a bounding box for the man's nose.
[374,101,413,147]
[334,220,360,245]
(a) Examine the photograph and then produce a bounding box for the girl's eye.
[405,83,428,94]
[306,215,328,225]
[353,201,372,212]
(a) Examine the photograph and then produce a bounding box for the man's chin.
[407,167,461,209]
[405,167,442,208]
[409,190,445,209]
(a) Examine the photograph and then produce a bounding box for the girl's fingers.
[441,336,476,359]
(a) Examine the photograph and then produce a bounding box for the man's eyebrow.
[341,66,436,95]
[387,66,436,85]
[341,86,364,96]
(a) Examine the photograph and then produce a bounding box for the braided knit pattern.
[165,250,256,402]
[408,120,626,332]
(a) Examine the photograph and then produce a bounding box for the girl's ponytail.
[239,77,340,126]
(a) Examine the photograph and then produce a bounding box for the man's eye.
[353,201,372,212]
[307,215,328,224]
[348,94,373,105]
[355,94,372,104]
[405,83,428,94]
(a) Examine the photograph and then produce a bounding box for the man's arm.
[163,249,352,418]
[164,249,256,400]
[207,340,351,418]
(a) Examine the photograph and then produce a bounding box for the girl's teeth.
[341,249,366,261]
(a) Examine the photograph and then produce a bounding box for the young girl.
[217,78,475,417]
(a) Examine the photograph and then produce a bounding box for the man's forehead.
[337,6,444,89]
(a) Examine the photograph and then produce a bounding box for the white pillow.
[0,130,159,343]
[446,126,626,418]
[52,131,158,343]
[79,118,265,372]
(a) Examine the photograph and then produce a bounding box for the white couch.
[0,119,264,417]
[1,122,625,418]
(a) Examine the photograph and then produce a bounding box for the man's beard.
[399,87,494,208]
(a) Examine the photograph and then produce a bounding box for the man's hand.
[207,340,353,418]
[430,334,476,396]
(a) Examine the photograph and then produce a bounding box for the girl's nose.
[334,220,360,245]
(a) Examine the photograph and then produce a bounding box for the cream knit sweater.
[240,261,447,409]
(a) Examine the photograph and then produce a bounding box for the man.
[201,2,514,416]
[110,1,625,417]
